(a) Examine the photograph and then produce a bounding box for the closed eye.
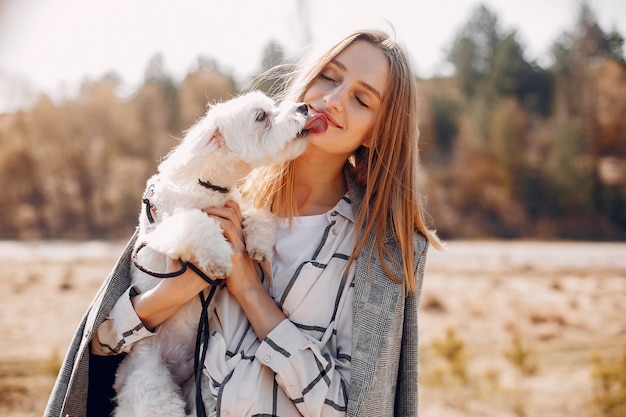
[319,72,336,83]
[355,95,369,108]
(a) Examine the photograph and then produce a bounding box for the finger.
[223,200,242,218]
[220,200,243,225]
[203,203,243,225]
[208,209,243,237]
[222,225,245,251]
[206,210,245,248]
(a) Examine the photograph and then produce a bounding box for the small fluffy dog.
[112,91,310,417]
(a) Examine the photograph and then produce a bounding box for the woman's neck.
[293,156,347,216]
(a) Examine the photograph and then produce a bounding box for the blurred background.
[1,1,626,417]
[0,0,625,241]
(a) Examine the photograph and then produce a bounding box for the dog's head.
[158,91,309,186]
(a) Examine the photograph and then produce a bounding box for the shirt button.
[290,385,297,393]
[264,355,271,363]
[332,228,338,235]
[330,211,338,216]
[132,330,139,336]
[306,262,313,269]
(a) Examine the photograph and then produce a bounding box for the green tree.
[447,4,502,97]
[0,111,47,237]
[487,32,554,116]
[430,96,460,162]
[550,2,626,233]
[144,53,180,132]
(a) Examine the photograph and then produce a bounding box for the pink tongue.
[304,113,328,134]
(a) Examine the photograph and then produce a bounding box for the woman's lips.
[304,113,329,134]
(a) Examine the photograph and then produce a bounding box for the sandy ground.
[1,239,625,416]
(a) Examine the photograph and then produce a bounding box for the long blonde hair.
[243,29,443,294]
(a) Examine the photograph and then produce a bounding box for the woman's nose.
[323,86,344,112]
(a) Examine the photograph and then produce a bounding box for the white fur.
[112,91,309,417]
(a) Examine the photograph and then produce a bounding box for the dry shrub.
[41,351,62,377]
[421,293,447,313]
[592,344,626,417]
[0,383,28,408]
[58,267,74,291]
[431,327,469,385]
[504,331,538,376]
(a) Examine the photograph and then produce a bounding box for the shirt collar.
[331,194,355,223]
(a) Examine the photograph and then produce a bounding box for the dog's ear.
[208,128,224,148]
[157,120,223,176]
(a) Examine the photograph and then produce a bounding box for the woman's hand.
[203,200,259,297]
[204,201,286,340]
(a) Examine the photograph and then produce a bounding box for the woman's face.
[303,40,390,158]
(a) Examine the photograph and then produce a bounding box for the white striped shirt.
[96,194,356,417]
[204,194,355,416]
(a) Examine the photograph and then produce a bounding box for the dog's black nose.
[297,103,308,116]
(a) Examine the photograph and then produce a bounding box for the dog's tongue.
[304,113,329,134]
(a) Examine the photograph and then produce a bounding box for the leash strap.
[187,264,225,417]
[142,183,156,224]
[132,242,224,416]
[137,180,225,416]
[194,288,215,417]
[132,242,188,278]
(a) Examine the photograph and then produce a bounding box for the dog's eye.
[255,110,267,122]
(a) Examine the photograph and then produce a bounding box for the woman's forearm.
[225,251,285,341]
[131,269,209,330]
[232,282,286,341]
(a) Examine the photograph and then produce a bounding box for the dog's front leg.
[146,209,233,279]
[241,206,276,263]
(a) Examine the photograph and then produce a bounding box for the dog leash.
[131,242,189,278]
[187,263,224,417]
[187,262,226,417]
[132,246,224,417]
[136,181,224,416]
[142,183,156,223]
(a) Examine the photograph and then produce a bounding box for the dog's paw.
[199,262,231,279]
[195,235,233,279]
[247,248,270,263]
[242,207,276,264]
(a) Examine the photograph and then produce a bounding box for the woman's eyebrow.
[330,58,382,100]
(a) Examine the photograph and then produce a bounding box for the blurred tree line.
[419,3,626,240]
[0,3,624,240]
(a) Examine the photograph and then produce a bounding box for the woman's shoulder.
[344,168,364,209]
[413,231,428,253]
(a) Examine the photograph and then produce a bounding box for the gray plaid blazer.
[44,177,429,417]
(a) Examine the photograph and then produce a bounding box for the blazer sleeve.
[394,233,429,416]
[43,230,137,417]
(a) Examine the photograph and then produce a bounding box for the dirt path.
[1,240,624,416]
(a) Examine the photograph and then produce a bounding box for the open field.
[1,239,625,416]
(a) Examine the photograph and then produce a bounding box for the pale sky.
[0,0,624,112]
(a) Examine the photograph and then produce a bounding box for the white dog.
[112,91,310,417]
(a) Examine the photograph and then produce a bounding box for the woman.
[45,29,443,417]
